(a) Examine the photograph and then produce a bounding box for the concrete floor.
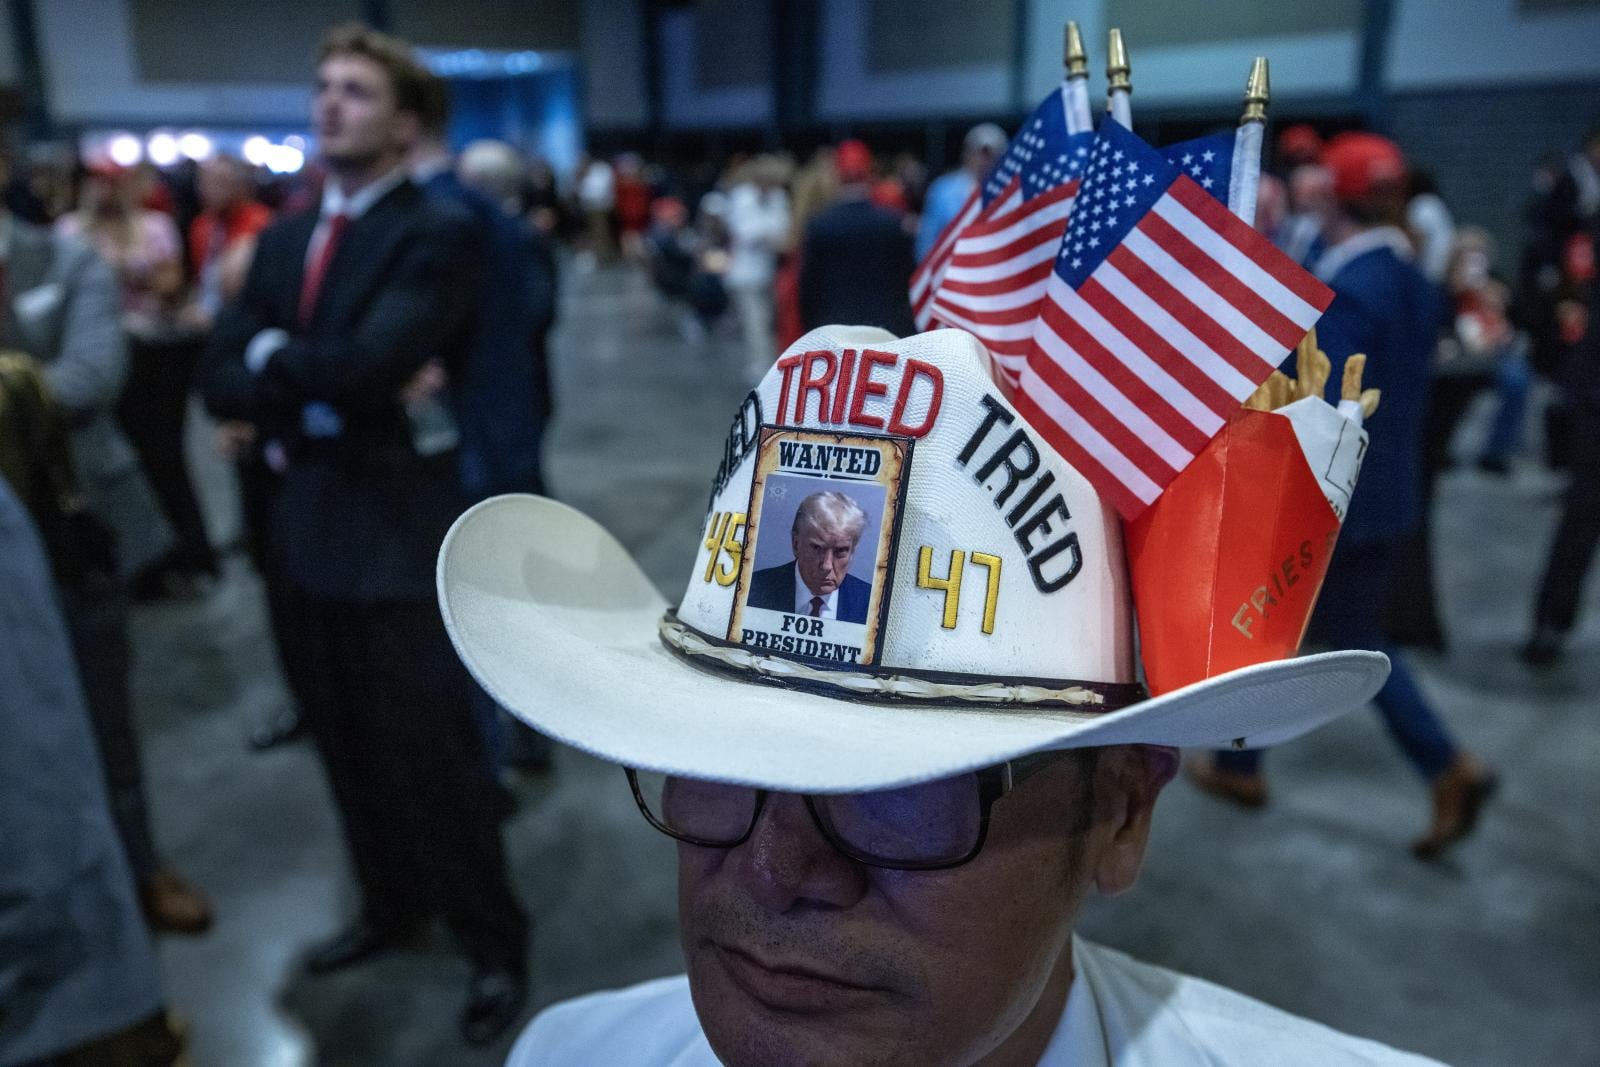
[132,266,1600,1066]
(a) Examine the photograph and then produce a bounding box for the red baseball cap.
[1321,132,1407,202]
[1277,124,1323,165]
[835,139,874,183]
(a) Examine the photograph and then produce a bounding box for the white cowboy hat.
[438,326,1387,793]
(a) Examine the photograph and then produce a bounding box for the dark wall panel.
[131,0,359,83]
[1104,0,1361,48]
[1389,80,1600,266]
[391,0,580,50]
[867,0,1012,73]
[694,0,772,90]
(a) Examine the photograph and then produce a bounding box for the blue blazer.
[422,170,555,499]
[1298,239,1445,545]
[747,562,872,624]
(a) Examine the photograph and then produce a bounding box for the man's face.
[677,747,1172,1067]
[792,520,857,598]
[312,54,412,171]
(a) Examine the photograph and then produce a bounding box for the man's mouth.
[712,942,884,1013]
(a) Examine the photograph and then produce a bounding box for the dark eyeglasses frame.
[625,750,1067,872]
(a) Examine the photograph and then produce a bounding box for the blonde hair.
[793,491,867,544]
[317,22,432,118]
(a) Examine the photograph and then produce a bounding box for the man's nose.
[732,793,866,914]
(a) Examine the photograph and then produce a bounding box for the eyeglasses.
[625,752,1065,872]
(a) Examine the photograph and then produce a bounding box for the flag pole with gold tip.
[1106,28,1132,128]
[1064,21,1094,134]
[1227,56,1269,224]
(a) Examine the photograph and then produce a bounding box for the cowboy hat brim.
[438,494,1389,794]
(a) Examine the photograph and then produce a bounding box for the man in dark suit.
[799,140,917,337]
[747,490,872,623]
[199,24,527,1044]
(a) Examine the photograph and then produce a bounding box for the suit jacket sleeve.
[199,225,282,422]
[40,244,127,419]
[261,208,481,415]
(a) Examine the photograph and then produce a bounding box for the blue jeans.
[1215,538,1459,782]
[1482,346,1532,463]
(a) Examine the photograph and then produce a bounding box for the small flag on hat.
[924,108,1095,384]
[1012,118,1333,520]
[910,70,1095,337]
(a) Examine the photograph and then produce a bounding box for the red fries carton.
[1126,397,1368,697]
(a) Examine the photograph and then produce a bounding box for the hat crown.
[678,327,1134,688]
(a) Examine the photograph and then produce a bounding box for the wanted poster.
[730,427,912,666]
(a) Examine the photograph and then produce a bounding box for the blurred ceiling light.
[506,51,542,74]
[283,134,307,151]
[146,131,180,166]
[108,133,143,167]
[263,144,305,174]
[178,132,214,160]
[242,135,271,166]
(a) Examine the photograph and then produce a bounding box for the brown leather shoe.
[1184,755,1269,809]
[1413,755,1498,861]
[140,868,214,935]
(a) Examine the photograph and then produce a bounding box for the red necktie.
[298,213,349,326]
[808,596,823,617]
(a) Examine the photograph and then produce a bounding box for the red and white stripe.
[910,188,982,331]
[927,177,1080,388]
[1015,177,1333,520]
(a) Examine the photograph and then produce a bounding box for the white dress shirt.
[794,568,839,619]
[506,937,1444,1067]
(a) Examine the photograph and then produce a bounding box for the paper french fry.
[1294,331,1316,400]
[1273,371,1296,409]
[1126,395,1371,697]
[1310,348,1331,403]
[1341,353,1366,401]
[1359,388,1381,419]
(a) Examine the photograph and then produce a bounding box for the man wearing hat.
[440,323,1440,1064]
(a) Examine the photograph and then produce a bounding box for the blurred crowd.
[2,13,1597,1064]
[1,25,563,1062]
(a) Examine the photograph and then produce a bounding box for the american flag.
[909,83,1093,337]
[1013,119,1333,520]
[927,113,1095,388]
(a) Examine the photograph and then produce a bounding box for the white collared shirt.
[303,165,410,277]
[1311,225,1414,285]
[794,569,839,619]
[506,937,1444,1066]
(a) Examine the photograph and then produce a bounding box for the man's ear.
[1091,745,1178,897]
[394,111,423,153]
